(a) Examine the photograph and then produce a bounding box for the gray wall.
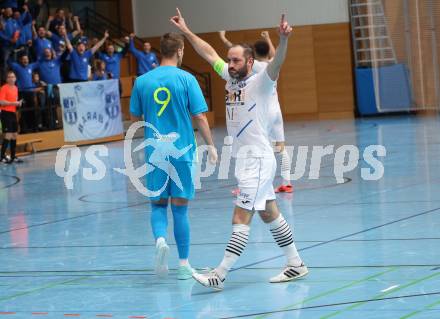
[132,0,349,37]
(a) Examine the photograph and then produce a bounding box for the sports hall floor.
[1,115,440,319]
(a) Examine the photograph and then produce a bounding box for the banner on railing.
[59,79,123,142]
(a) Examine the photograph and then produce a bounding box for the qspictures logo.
[55,121,387,193]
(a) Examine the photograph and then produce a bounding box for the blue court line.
[0,174,20,189]
[230,206,440,272]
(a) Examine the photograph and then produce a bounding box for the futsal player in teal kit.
[130,33,217,280]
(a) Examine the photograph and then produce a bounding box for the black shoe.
[0,157,8,164]
[8,157,24,164]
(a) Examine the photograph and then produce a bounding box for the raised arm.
[266,14,293,81]
[67,13,74,31]
[120,36,129,57]
[127,33,141,58]
[31,20,37,39]
[64,32,73,52]
[71,16,81,38]
[261,31,276,59]
[170,8,221,67]
[91,30,109,54]
[20,5,32,26]
[218,30,233,49]
[45,16,53,32]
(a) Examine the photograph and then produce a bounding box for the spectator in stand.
[37,48,62,85]
[64,30,108,82]
[28,0,44,22]
[46,16,81,54]
[47,8,66,34]
[0,70,23,164]
[92,60,107,81]
[128,33,159,76]
[11,5,32,59]
[37,48,63,129]
[0,6,20,82]
[8,53,38,132]
[32,23,53,59]
[12,4,31,29]
[98,39,128,80]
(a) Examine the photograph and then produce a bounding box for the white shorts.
[234,155,277,211]
[268,104,285,142]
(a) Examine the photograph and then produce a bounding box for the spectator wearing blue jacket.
[8,54,39,132]
[11,5,32,58]
[32,24,53,59]
[46,17,81,54]
[8,54,38,91]
[37,48,65,129]
[128,33,159,76]
[64,30,108,82]
[0,7,20,81]
[92,60,108,81]
[47,9,66,34]
[98,40,128,79]
[37,48,62,85]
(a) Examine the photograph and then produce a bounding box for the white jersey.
[253,60,285,142]
[214,59,276,158]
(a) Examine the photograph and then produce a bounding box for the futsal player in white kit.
[219,30,293,193]
[171,9,308,291]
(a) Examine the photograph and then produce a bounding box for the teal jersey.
[130,66,208,162]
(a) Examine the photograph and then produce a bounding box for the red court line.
[0,313,15,315]
[129,316,147,319]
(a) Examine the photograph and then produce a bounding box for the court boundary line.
[217,291,440,319]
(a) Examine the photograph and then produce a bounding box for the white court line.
[381,284,400,293]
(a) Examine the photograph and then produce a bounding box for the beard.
[228,64,248,80]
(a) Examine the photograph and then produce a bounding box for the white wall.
[132,0,349,38]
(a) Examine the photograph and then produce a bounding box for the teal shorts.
[146,160,195,201]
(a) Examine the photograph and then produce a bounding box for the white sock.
[179,259,189,267]
[156,237,166,247]
[215,224,250,280]
[269,214,302,267]
[280,149,291,185]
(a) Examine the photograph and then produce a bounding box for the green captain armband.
[213,59,226,76]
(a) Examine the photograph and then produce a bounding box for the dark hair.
[254,40,270,58]
[160,33,184,58]
[94,59,106,70]
[231,43,255,61]
[1,70,14,85]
